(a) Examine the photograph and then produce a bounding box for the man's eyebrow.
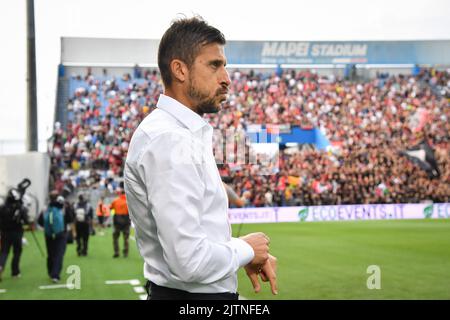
[209,59,227,67]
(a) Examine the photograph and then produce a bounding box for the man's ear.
[170,59,188,83]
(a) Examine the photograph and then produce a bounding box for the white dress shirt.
[124,94,254,293]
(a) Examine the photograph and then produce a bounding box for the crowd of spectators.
[48,67,450,207]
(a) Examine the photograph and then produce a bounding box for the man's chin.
[198,103,220,114]
[197,96,227,114]
[208,105,221,114]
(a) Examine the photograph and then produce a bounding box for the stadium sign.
[228,203,450,224]
[224,40,450,66]
[261,42,368,60]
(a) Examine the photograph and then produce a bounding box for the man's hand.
[245,254,278,295]
[240,232,270,265]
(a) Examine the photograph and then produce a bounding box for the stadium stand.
[48,67,449,207]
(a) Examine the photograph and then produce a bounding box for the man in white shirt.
[124,16,277,300]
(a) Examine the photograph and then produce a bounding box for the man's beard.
[188,80,223,115]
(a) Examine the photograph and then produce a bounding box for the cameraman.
[0,189,30,281]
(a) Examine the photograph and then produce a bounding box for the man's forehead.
[196,43,227,61]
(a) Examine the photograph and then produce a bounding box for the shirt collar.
[156,94,209,133]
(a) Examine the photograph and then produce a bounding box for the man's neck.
[163,89,200,116]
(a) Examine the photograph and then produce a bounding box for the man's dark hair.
[158,16,226,87]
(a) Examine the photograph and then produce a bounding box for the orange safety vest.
[110,194,129,215]
[96,202,110,217]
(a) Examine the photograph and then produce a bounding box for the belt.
[145,280,239,300]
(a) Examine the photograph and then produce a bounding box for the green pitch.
[236,219,450,300]
[0,219,449,300]
[0,228,145,300]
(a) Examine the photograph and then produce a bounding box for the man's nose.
[220,68,231,87]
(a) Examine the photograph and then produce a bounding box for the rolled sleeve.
[228,237,255,267]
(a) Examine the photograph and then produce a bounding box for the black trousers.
[75,222,89,255]
[45,232,67,280]
[145,281,239,300]
[113,218,130,256]
[0,230,23,276]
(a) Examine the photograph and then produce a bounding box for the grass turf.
[0,228,145,300]
[236,219,450,300]
[0,219,449,299]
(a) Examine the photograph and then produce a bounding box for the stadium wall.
[0,152,50,219]
[0,139,27,155]
[61,38,159,67]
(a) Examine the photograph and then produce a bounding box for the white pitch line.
[133,286,145,294]
[139,294,147,300]
[105,279,141,286]
[0,289,6,294]
[239,295,248,300]
[105,280,132,285]
[130,236,136,242]
[39,284,75,290]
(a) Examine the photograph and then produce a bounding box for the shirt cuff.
[229,237,255,267]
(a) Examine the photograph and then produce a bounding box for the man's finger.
[270,255,277,274]
[247,271,261,293]
[261,255,277,283]
[262,261,278,295]
[260,271,269,282]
